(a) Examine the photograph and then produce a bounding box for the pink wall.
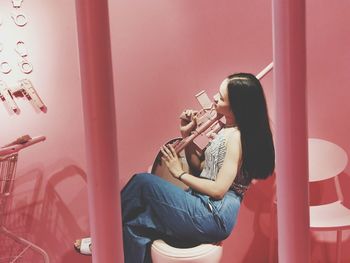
[109,1,274,262]
[306,1,350,261]
[0,0,349,262]
[0,0,90,262]
[109,0,275,185]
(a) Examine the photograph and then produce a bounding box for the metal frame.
[0,136,49,263]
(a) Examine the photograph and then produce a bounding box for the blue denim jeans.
[121,173,241,263]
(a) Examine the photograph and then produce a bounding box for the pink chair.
[269,138,349,263]
[308,138,349,263]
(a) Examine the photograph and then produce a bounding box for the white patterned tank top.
[199,127,251,198]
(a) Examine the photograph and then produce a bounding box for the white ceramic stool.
[151,239,223,263]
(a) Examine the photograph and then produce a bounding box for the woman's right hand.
[179,109,198,138]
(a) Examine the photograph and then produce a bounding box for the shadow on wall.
[0,168,47,262]
[2,164,92,263]
[242,171,350,263]
[221,173,276,263]
[242,174,276,263]
[37,165,91,263]
[2,168,44,236]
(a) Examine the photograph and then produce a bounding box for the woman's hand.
[160,144,184,179]
[179,109,198,138]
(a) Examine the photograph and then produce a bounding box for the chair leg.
[269,206,277,263]
[336,230,342,263]
[268,229,275,263]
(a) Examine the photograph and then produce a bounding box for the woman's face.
[213,78,232,116]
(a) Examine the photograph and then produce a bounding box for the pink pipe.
[272,0,310,262]
[75,1,123,262]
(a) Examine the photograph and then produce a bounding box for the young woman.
[74,73,275,262]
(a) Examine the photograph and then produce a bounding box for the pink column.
[75,1,123,262]
[272,0,310,262]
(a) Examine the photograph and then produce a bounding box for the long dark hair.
[227,73,275,180]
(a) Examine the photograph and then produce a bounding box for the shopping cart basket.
[0,136,49,263]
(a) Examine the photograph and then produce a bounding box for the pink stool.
[151,239,223,263]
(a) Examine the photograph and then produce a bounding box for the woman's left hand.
[160,144,184,179]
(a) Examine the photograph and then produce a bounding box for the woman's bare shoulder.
[225,128,241,142]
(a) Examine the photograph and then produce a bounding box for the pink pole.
[272,0,310,262]
[75,1,123,262]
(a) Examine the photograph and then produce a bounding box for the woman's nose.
[213,94,219,103]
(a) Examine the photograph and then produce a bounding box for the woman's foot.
[74,238,92,255]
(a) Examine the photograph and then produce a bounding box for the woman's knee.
[127,173,150,184]
[130,173,175,199]
[134,172,150,179]
[122,173,154,194]
[131,173,160,190]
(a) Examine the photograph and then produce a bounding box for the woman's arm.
[179,109,205,176]
[183,141,205,176]
[162,131,241,200]
[179,131,241,199]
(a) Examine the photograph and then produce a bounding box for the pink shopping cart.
[0,136,49,263]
